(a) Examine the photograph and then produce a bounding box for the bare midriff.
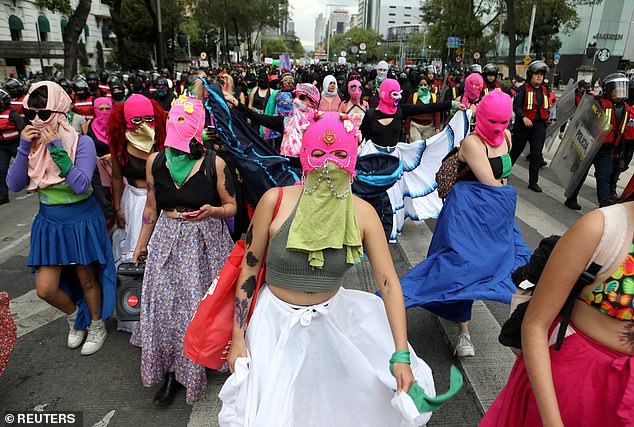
[267,284,340,306]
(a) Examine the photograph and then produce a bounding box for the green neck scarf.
[165,147,198,187]
[287,163,363,268]
[417,86,431,104]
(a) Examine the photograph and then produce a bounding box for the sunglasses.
[130,115,154,126]
[24,109,65,121]
[297,94,309,101]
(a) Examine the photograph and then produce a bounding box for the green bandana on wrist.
[287,163,363,268]
[165,147,198,187]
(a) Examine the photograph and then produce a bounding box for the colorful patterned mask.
[299,112,360,176]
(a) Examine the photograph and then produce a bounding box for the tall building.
[328,10,350,37]
[315,13,326,48]
[378,0,422,39]
[0,0,112,78]
[356,0,381,31]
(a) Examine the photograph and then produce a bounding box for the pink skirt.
[480,322,634,427]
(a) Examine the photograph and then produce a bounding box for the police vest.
[448,82,459,100]
[98,84,111,97]
[482,81,502,96]
[521,83,550,121]
[10,96,24,117]
[74,96,95,120]
[598,96,630,145]
[0,109,20,141]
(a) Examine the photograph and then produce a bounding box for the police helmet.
[155,77,169,88]
[72,78,90,92]
[4,78,25,98]
[602,73,629,100]
[99,70,110,84]
[468,64,482,74]
[426,65,436,75]
[526,60,549,79]
[483,63,498,76]
[0,89,11,111]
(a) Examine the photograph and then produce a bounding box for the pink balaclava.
[164,96,205,153]
[124,94,154,129]
[92,97,113,145]
[348,80,362,104]
[378,79,402,115]
[299,112,360,176]
[475,91,513,147]
[463,73,484,104]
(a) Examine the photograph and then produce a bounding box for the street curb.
[398,221,516,414]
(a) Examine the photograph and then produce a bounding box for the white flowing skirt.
[112,184,147,266]
[359,110,471,241]
[218,286,436,427]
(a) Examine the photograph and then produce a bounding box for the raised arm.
[522,210,603,427]
[227,187,279,372]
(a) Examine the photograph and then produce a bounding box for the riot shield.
[550,95,611,198]
[545,78,576,151]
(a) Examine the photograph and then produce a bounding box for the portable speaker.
[116,262,144,322]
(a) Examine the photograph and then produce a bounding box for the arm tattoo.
[142,212,155,225]
[245,225,253,248]
[223,165,235,197]
[240,274,257,298]
[234,297,249,330]
[146,182,154,193]
[620,323,634,349]
[246,251,258,267]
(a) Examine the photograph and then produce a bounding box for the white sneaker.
[66,317,86,349]
[455,333,475,357]
[80,320,107,356]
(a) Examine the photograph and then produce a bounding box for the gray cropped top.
[266,204,353,293]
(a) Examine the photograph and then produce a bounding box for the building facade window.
[8,15,23,41]
[37,16,50,42]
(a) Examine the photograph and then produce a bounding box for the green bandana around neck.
[417,86,431,104]
[165,147,198,187]
[287,162,363,268]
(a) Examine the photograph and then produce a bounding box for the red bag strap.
[272,187,283,220]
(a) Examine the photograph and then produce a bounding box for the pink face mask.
[475,91,512,147]
[124,94,155,130]
[348,80,362,104]
[463,73,484,104]
[378,79,402,115]
[299,112,360,176]
[164,96,205,153]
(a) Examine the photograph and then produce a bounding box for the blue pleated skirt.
[399,181,532,323]
[28,195,116,330]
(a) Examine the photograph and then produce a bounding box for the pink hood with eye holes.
[378,79,401,115]
[475,90,513,147]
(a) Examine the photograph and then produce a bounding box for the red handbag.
[184,188,283,369]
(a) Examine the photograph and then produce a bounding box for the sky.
[289,0,357,52]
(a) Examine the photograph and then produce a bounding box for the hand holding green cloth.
[165,147,199,187]
[390,353,464,413]
[287,163,363,268]
[46,143,73,178]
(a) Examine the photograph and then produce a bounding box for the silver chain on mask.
[302,165,351,199]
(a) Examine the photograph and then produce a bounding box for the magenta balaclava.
[124,94,154,129]
[378,79,402,115]
[164,96,204,153]
[299,112,360,176]
[475,91,513,147]
[348,80,362,104]
[462,73,484,104]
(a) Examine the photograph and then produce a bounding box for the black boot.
[153,372,181,407]
[564,198,581,210]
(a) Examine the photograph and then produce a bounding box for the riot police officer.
[510,60,553,192]
[482,63,502,96]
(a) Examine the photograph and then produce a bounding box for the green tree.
[37,0,92,78]
[327,28,382,61]
[502,0,602,76]
[421,0,500,67]
[262,39,288,57]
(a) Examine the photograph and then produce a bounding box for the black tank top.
[120,153,148,182]
[152,150,220,211]
[252,88,270,112]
